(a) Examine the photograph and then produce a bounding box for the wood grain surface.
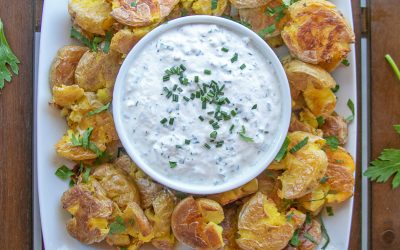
[370,0,400,249]
[0,0,34,249]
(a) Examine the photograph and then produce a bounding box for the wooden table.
[0,0,397,249]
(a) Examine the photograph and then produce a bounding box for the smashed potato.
[297,184,329,214]
[236,192,294,250]
[68,0,114,35]
[320,115,348,145]
[171,196,224,249]
[207,179,258,205]
[296,219,322,250]
[50,46,88,89]
[229,0,268,9]
[303,85,336,116]
[75,50,121,91]
[61,178,113,244]
[52,84,85,107]
[191,0,228,16]
[281,0,355,71]
[220,205,240,250]
[78,111,119,145]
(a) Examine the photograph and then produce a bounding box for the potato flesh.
[207,179,258,206]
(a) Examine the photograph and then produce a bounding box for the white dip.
[121,23,282,186]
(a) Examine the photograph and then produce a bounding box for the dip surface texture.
[121,24,282,186]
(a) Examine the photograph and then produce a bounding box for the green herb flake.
[290,229,300,247]
[325,136,339,150]
[305,212,312,224]
[0,19,20,89]
[289,137,309,154]
[286,211,294,222]
[198,116,204,121]
[130,0,138,7]
[160,118,168,124]
[238,125,254,143]
[88,142,104,157]
[82,167,91,183]
[331,85,340,93]
[385,54,400,80]
[70,133,82,146]
[88,103,110,116]
[194,75,199,83]
[204,69,212,75]
[55,165,74,180]
[70,26,93,50]
[103,31,113,53]
[319,176,328,184]
[185,139,191,145]
[229,124,235,133]
[316,116,325,127]
[275,137,290,161]
[320,217,330,249]
[169,117,175,125]
[203,143,211,150]
[109,217,126,235]
[326,206,334,216]
[230,53,238,63]
[163,75,170,82]
[211,0,218,10]
[169,161,177,168]
[82,127,94,149]
[346,99,355,122]
[216,141,224,148]
[341,59,350,66]
[210,131,218,139]
[258,24,276,37]
[251,104,257,110]
[304,232,319,244]
[221,47,229,52]
[240,63,246,70]
[172,94,179,102]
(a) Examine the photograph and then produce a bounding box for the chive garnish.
[202,101,207,109]
[238,125,254,142]
[221,47,229,52]
[203,143,211,149]
[194,76,199,83]
[216,141,224,148]
[163,75,170,82]
[185,139,191,145]
[341,59,350,66]
[169,117,174,125]
[172,94,179,102]
[160,118,168,124]
[229,124,235,133]
[212,122,220,130]
[275,137,290,162]
[166,91,172,99]
[169,161,177,168]
[251,104,257,110]
[198,116,204,121]
[204,69,212,75]
[183,96,190,101]
[190,93,196,100]
[211,0,218,10]
[210,131,218,139]
[240,63,246,70]
[231,53,238,63]
[231,110,237,117]
[289,137,309,153]
[326,206,334,216]
[180,64,186,71]
[172,84,178,91]
[385,54,400,80]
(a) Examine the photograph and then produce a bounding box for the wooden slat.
[370,0,400,249]
[0,0,34,249]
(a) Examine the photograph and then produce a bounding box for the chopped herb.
[169,117,175,125]
[70,26,93,50]
[230,53,238,63]
[91,37,102,52]
[180,64,186,71]
[275,137,290,161]
[210,131,218,139]
[82,167,91,183]
[109,217,126,235]
[166,91,172,99]
[216,141,224,148]
[335,159,345,164]
[229,124,235,133]
[88,142,104,157]
[331,85,340,93]
[238,125,254,142]
[202,101,207,109]
[346,99,355,122]
[55,165,74,180]
[81,127,94,149]
[102,31,112,53]
[185,139,191,145]
[204,69,212,75]
[130,0,137,7]
[169,161,177,168]
[172,94,179,102]
[203,143,211,149]
[286,211,294,221]
[198,116,204,121]
[305,212,312,224]
[290,229,300,247]
[385,54,400,80]
[326,206,334,216]
[160,118,168,124]
[165,65,184,76]
[69,179,75,187]
[319,176,328,184]
[180,8,188,16]
[163,75,170,82]
[0,19,20,89]
[289,137,309,153]
[221,47,229,52]
[230,110,237,117]
[325,136,339,150]
[304,232,319,244]
[70,133,82,146]
[258,24,276,37]
[212,122,220,130]
[251,104,257,110]
[211,0,218,10]
[316,116,325,127]
[342,58,350,66]
[240,63,246,70]
[320,217,330,249]
[194,75,199,83]
[88,103,110,116]
[172,84,178,91]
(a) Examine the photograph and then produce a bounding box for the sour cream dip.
[113,17,291,193]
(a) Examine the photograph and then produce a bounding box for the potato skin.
[229,0,270,9]
[111,0,161,27]
[320,115,348,145]
[52,84,85,107]
[68,0,114,35]
[207,179,258,206]
[220,205,241,250]
[50,46,89,89]
[281,0,355,72]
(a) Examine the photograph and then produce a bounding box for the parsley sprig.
[0,19,20,89]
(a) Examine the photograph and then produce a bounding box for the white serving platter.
[36,0,357,249]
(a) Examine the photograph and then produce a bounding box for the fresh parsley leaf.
[238,125,254,142]
[55,165,74,180]
[304,232,319,244]
[103,31,112,53]
[331,85,340,93]
[258,24,276,37]
[275,137,290,161]
[325,136,339,150]
[0,19,20,89]
[109,216,126,234]
[385,54,400,81]
[289,137,309,153]
[346,99,355,122]
[211,0,218,10]
[316,116,325,127]
[342,59,350,66]
[82,127,94,149]
[326,206,334,216]
[82,167,91,183]
[88,103,110,116]
[320,217,330,249]
[290,229,300,247]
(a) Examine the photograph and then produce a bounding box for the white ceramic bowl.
[113,15,291,195]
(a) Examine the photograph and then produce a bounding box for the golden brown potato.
[284,59,337,92]
[68,0,114,35]
[52,84,85,107]
[297,184,329,214]
[191,0,228,16]
[111,0,160,27]
[285,208,306,229]
[297,219,322,250]
[207,179,258,206]
[325,146,355,173]
[92,163,141,209]
[236,192,294,250]
[220,205,240,250]
[171,196,225,249]
[281,0,355,72]
[303,85,336,116]
[78,111,119,145]
[229,0,269,9]
[320,115,348,145]
[110,25,156,54]
[159,0,181,18]
[289,114,322,136]
[257,170,279,195]
[67,92,105,125]
[61,179,114,244]
[278,132,328,199]
[75,50,121,91]
[50,46,89,89]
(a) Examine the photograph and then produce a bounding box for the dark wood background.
[0,0,398,249]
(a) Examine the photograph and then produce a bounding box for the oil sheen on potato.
[121,24,282,185]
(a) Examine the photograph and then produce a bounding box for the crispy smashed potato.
[303,85,336,116]
[171,196,224,249]
[281,0,355,71]
[297,184,329,214]
[278,132,328,199]
[92,163,141,209]
[221,205,240,250]
[229,0,269,9]
[66,92,105,125]
[78,111,119,145]
[61,178,114,244]
[236,192,294,250]
[297,219,322,250]
[68,0,114,35]
[207,179,258,205]
[321,115,348,145]
[50,46,89,89]
[110,25,156,54]
[191,0,228,16]
[52,84,85,107]
[75,50,121,91]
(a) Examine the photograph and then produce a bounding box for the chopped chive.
[229,124,235,133]
[130,1,137,7]
[275,137,290,162]
[166,91,172,99]
[238,125,254,142]
[221,47,229,52]
[289,137,309,153]
[331,85,340,93]
[304,232,319,244]
[172,84,178,91]
[230,53,238,63]
[202,101,207,109]
[163,75,170,82]
[204,69,212,75]
[177,87,183,92]
[240,63,246,70]
[169,117,175,125]
[203,143,211,149]
[198,116,204,121]
[163,87,169,93]
[172,94,179,102]
[207,111,215,115]
[258,24,276,37]
[211,0,218,10]
[190,93,196,100]
[216,141,224,148]
[180,64,186,71]
[212,122,220,130]
[345,99,355,122]
[169,161,177,168]
[185,139,191,145]
[87,102,110,116]
[194,76,199,83]
[251,104,257,110]
[316,116,325,127]
[341,59,350,66]
[209,119,215,124]
[231,110,237,117]
[55,165,74,180]
[160,118,168,124]
[290,229,300,247]
[183,96,190,101]
[210,131,218,139]
[196,91,201,98]
[326,206,334,216]
[319,176,328,184]
[325,136,339,150]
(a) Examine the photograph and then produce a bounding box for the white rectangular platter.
[36,0,357,249]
